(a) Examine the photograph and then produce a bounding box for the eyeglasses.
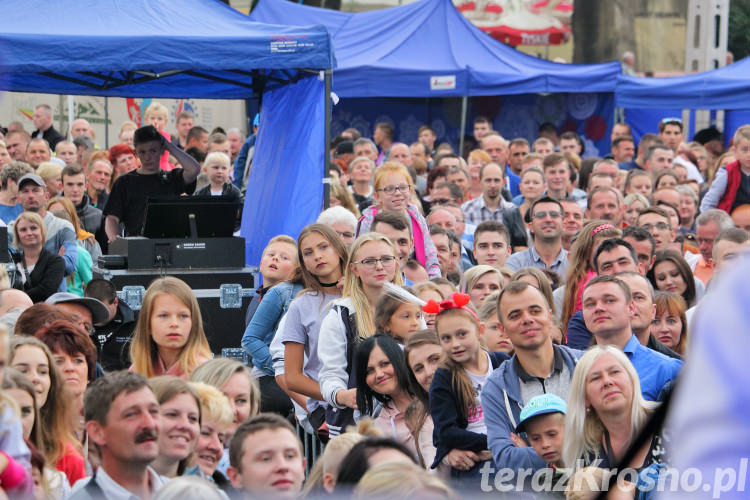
[378,184,410,195]
[640,222,670,231]
[532,211,562,219]
[353,255,398,268]
[336,230,354,240]
[431,198,454,205]
[70,314,95,335]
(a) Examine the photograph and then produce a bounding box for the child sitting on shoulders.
[194,152,242,202]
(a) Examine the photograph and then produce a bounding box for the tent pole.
[459,96,468,157]
[323,69,332,210]
[104,97,109,149]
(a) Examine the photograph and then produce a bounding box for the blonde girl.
[357,162,441,278]
[318,233,403,436]
[130,277,212,378]
[429,294,509,483]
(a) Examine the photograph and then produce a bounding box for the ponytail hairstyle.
[433,299,483,421]
[344,233,404,339]
[354,335,414,417]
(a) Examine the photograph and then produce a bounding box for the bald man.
[0,289,33,316]
[70,118,92,139]
[731,204,750,232]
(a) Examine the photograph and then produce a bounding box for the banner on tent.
[332,92,614,158]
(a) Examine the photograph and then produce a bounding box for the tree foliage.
[728,0,750,60]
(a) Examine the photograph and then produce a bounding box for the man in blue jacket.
[481,280,582,474]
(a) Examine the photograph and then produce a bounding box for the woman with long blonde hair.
[129,277,212,378]
[563,346,661,475]
[318,233,403,436]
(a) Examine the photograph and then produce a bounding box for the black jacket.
[12,248,65,302]
[33,125,65,151]
[429,350,510,468]
[91,300,136,372]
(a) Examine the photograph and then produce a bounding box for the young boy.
[478,291,513,354]
[473,221,511,269]
[702,125,750,213]
[194,152,242,201]
[227,414,306,500]
[103,125,200,241]
[144,102,173,171]
[515,393,567,469]
[245,235,298,326]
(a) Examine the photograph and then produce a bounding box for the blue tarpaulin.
[0,0,334,98]
[241,76,326,265]
[615,58,750,110]
[0,0,334,266]
[249,0,620,98]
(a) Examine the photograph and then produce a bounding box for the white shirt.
[465,351,492,435]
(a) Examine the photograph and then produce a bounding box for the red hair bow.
[422,293,478,320]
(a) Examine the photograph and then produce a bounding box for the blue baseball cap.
[515,394,567,434]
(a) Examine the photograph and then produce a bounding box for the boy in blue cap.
[515,394,567,469]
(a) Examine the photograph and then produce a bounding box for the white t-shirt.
[465,350,493,435]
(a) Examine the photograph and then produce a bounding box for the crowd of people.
[0,103,747,500]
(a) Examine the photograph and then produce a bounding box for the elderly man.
[692,209,734,284]
[70,118,93,139]
[32,104,64,151]
[389,142,413,167]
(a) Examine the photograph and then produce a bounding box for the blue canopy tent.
[250,0,620,155]
[615,59,750,110]
[250,0,619,98]
[0,0,335,266]
[616,60,750,146]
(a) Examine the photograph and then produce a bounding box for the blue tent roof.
[249,0,620,97]
[615,59,750,110]
[0,0,334,98]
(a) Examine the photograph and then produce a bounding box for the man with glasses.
[46,292,110,336]
[637,206,675,252]
[506,197,568,279]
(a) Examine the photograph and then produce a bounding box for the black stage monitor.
[142,197,240,239]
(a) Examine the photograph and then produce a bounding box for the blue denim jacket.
[241,281,303,376]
